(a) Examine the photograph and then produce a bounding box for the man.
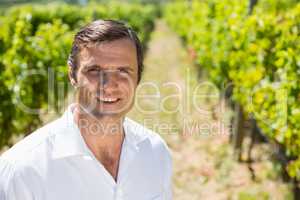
[0,19,172,200]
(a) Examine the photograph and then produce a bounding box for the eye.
[87,68,100,75]
[118,68,129,74]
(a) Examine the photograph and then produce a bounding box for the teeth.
[99,97,118,102]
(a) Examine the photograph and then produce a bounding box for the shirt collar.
[52,104,149,159]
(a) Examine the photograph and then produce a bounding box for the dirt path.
[127,20,292,200]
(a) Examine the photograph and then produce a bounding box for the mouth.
[96,97,121,104]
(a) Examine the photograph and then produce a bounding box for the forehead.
[79,38,137,68]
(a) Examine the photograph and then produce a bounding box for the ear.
[68,66,77,87]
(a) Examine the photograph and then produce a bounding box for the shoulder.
[0,156,44,199]
[0,118,65,196]
[1,117,64,163]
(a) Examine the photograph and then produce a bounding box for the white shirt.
[0,105,172,200]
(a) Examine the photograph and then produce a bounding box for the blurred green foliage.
[164,0,300,182]
[238,191,270,200]
[0,2,158,148]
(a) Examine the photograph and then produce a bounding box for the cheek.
[118,75,137,96]
[77,73,98,90]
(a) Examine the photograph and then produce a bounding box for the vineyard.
[164,0,300,197]
[0,0,300,199]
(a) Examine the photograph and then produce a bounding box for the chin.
[86,106,128,120]
[90,110,120,118]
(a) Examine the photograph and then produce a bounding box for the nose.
[99,70,118,91]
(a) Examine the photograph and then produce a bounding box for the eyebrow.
[82,64,100,69]
[118,66,134,72]
[83,64,134,71]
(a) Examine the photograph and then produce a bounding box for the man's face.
[73,38,138,119]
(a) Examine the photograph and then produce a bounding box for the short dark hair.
[68,19,144,84]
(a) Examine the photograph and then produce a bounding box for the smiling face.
[71,38,138,119]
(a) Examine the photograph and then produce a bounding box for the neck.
[73,104,125,157]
